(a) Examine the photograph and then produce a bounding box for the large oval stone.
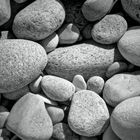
[45,40,123,81]
[12,0,65,41]
[0,39,47,93]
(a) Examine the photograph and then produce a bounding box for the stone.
[3,85,29,100]
[29,75,42,94]
[106,62,128,78]
[52,123,79,140]
[0,106,9,128]
[6,93,53,140]
[45,104,64,124]
[121,0,140,23]
[72,75,87,92]
[87,76,104,95]
[118,27,140,66]
[0,39,47,93]
[102,125,120,140]
[111,96,140,140]
[58,23,80,45]
[12,0,65,40]
[45,40,123,81]
[81,0,114,22]
[82,24,93,40]
[91,14,128,44]
[103,73,140,107]
[41,75,75,102]
[39,33,59,53]
[68,90,109,137]
[0,31,15,40]
[0,0,11,26]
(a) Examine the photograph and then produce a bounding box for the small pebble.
[91,14,128,44]
[45,104,64,124]
[52,123,79,140]
[0,0,11,26]
[39,33,59,53]
[68,90,109,137]
[3,86,29,100]
[87,76,105,95]
[58,23,80,45]
[41,75,75,102]
[72,75,87,92]
[29,75,43,94]
[106,61,128,78]
[82,0,114,21]
[102,125,120,140]
[0,106,9,129]
[82,24,93,39]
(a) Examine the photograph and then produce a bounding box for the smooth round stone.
[58,23,80,45]
[6,93,53,140]
[40,33,59,53]
[87,76,104,95]
[111,97,140,140]
[91,14,128,44]
[106,62,128,78]
[12,0,65,40]
[0,106,9,129]
[81,0,114,22]
[29,75,43,94]
[72,75,87,92]
[45,104,64,124]
[103,73,140,107]
[45,40,123,81]
[102,125,120,140]
[121,0,140,23]
[0,0,11,26]
[0,39,47,93]
[118,27,140,66]
[82,24,93,40]
[41,75,75,102]
[68,90,109,137]
[52,123,79,140]
[3,85,29,100]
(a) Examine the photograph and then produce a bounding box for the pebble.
[91,14,128,44]
[118,27,140,66]
[121,0,140,23]
[0,39,47,93]
[6,93,53,140]
[68,90,109,136]
[0,106,9,129]
[41,75,75,102]
[0,31,15,40]
[0,0,11,26]
[103,73,140,107]
[87,76,105,95]
[72,75,87,92]
[81,0,114,21]
[45,104,64,124]
[82,24,93,40]
[12,0,65,40]
[52,123,79,140]
[39,33,59,53]
[3,85,29,100]
[46,40,123,81]
[111,96,140,140]
[58,23,80,45]
[102,125,120,140]
[106,61,128,78]
[29,75,43,94]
